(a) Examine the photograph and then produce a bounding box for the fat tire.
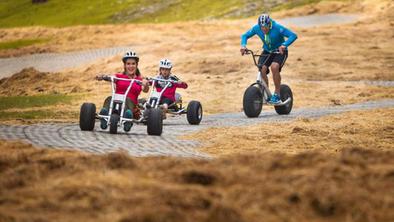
[109,114,120,134]
[79,103,96,131]
[186,101,203,125]
[147,108,163,136]
[274,84,293,115]
[243,86,263,118]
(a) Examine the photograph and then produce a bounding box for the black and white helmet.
[258,13,271,27]
[159,58,172,69]
[122,51,139,63]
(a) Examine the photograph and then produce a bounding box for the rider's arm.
[141,78,149,93]
[174,82,188,89]
[96,75,111,81]
[147,78,153,86]
[279,24,298,48]
[240,25,257,48]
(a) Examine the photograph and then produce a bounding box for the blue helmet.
[258,14,271,27]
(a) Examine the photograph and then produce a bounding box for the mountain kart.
[142,77,203,125]
[79,76,163,135]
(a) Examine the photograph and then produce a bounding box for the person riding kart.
[150,59,188,118]
[96,50,149,131]
[240,13,297,104]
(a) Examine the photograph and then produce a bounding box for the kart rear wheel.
[274,84,293,115]
[243,86,263,118]
[187,101,202,125]
[109,113,120,134]
[79,103,96,131]
[147,108,163,136]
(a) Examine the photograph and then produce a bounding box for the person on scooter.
[240,13,297,104]
[96,50,149,131]
[151,59,188,117]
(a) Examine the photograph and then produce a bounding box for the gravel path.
[0,99,393,158]
[0,46,133,79]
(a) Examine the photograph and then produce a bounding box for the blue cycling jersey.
[241,20,297,52]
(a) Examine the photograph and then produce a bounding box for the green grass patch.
[0,0,142,27]
[0,0,262,27]
[117,0,246,23]
[0,0,344,28]
[272,0,349,11]
[0,94,75,111]
[0,38,49,50]
[0,110,78,120]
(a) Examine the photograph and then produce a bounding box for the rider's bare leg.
[260,65,269,87]
[271,62,281,95]
[162,104,168,113]
[162,104,168,119]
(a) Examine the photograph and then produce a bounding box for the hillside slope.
[0,0,328,27]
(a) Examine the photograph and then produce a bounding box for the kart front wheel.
[274,84,293,115]
[243,86,263,118]
[79,103,96,131]
[187,101,202,125]
[147,108,163,136]
[109,114,120,134]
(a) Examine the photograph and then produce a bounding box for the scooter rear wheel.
[274,84,293,115]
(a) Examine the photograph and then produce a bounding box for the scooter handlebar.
[243,48,281,67]
[244,48,281,55]
[147,77,179,83]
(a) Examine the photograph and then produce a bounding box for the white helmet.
[159,58,172,69]
[122,51,139,63]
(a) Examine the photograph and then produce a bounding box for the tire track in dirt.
[0,99,393,158]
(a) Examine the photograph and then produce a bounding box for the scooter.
[242,48,293,117]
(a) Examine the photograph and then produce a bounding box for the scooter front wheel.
[243,85,263,118]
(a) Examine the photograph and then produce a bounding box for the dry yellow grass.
[1,136,393,222]
[185,108,394,156]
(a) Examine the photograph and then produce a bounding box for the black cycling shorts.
[258,50,288,74]
[159,97,174,106]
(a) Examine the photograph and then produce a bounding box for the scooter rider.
[240,13,297,104]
